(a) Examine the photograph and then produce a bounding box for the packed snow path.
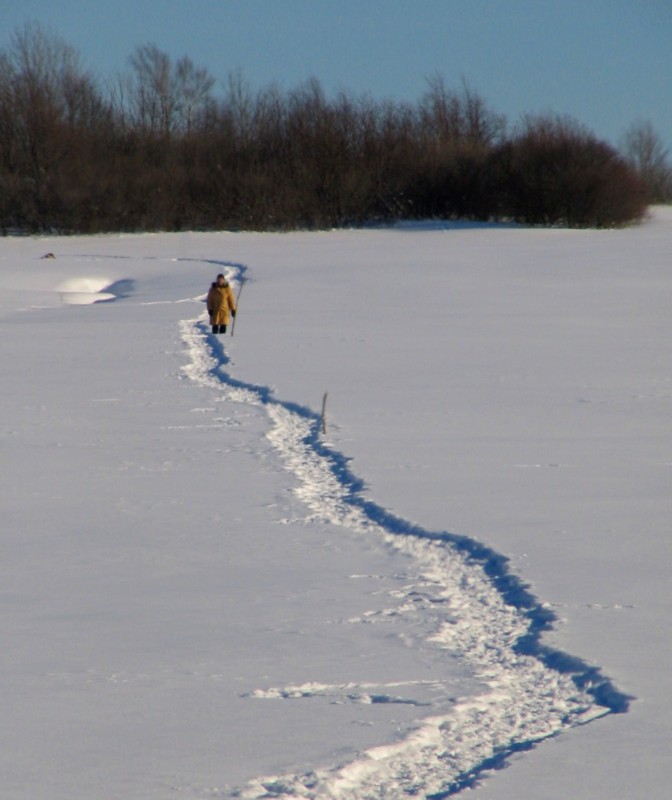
[180,267,629,799]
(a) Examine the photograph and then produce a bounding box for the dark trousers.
[212,324,227,334]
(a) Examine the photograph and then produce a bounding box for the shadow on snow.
[200,262,632,795]
[204,320,632,718]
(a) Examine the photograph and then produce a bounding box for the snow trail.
[179,266,629,798]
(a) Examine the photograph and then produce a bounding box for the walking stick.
[230,278,246,337]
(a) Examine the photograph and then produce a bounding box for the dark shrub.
[491,115,647,227]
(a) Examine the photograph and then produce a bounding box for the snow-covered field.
[1,209,670,799]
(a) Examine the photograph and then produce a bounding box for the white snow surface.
[1,210,670,799]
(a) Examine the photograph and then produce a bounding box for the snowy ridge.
[179,269,629,799]
[246,680,439,707]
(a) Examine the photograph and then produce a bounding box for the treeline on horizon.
[1,23,670,234]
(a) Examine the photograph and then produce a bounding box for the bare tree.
[622,121,672,202]
[225,68,256,145]
[460,79,506,148]
[419,75,505,148]
[129,43,178,137]
[9,21,82,107]
[175,56,215,135]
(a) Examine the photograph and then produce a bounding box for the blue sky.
[2,0,671,150]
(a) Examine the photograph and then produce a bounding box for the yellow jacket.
[207,281,236,325]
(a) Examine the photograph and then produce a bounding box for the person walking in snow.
[207,273,237,334]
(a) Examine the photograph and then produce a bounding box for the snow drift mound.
[57,277,134,305]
